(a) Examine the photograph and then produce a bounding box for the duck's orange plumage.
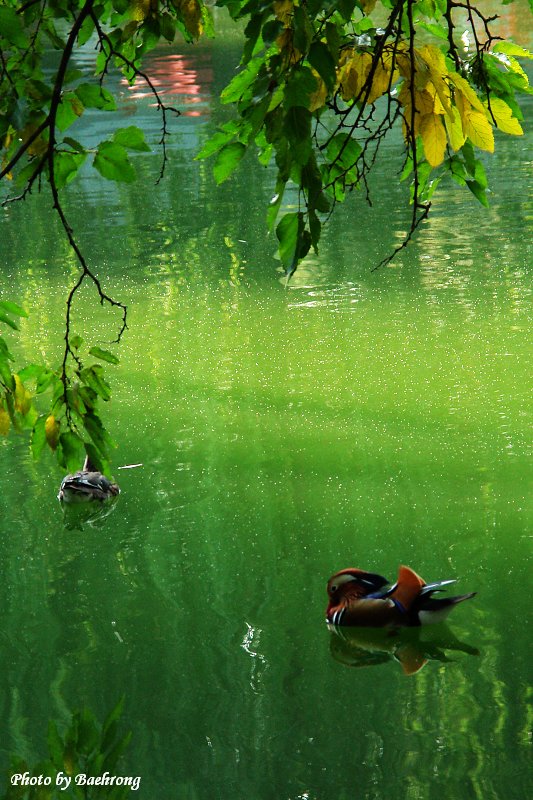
[326,565,476,627]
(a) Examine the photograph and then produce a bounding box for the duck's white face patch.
[329,573,359,594]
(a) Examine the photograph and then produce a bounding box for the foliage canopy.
[0,0,531,470]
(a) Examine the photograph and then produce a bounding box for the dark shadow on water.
[328,624,480,675]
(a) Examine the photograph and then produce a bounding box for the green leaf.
[160,13,176,42]
[0,7,30,48]
[307,41,337,91]
[493,42,533,60]
[461,141,476,177]
[196,128,237,160]
[336,0,358,23]
[18,363,47,384]
[0,358,15,391]
[83,413,115,457]
[467,179,489,207]
[284,66,318,109]
[101,696,126,752]
[63,137,86,155]
[102,731,132,775]
[70,334,84,349]
[276,212,311,276]
[417,22,449,41]
[266,179,286,231]
[0,312,19,331]
[47,721,64,770]
[326,133,362,173]
[56,92,84,131]
[213,142,246,184]
[36,369,55,394]
[58,432,85,473]
[84,442,110,475]
[54,152,87,190]
[79,385,98,411]
[113,126,151,152]
[0,301,27,318]
[94,142,136,183]
[284,106,312,164]
[293,5,313,54]
[221,59,262,104]
[0,337,15,362]
[31,415,48,460]
[77,15,95,46]
[447,155,467,186]
[80,365,112,401]
[89,347,120,365]
[76,708,100,756]
[75,83,117,111]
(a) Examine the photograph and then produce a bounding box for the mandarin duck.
[58,456,120,503]
[326,565,476,627]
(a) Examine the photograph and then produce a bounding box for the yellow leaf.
[394,42,413,81]
[485,97,523,136]
[0,407,10,436]
[418,45,454,120]
[131,0,156,21]
[366,56,395,104]
[13,375,31,416]
[273,0,293,25]
[399,84,435,137]
[448,72,485,114]
[462,105,495,152]
[415,88,440,116]
[360,0,377,12]
[412,50,431,90]
[308,70,327,112]
[419,113,447,167]
[45,414,60,450]
[444,108,466,151]
[173,0,203,39]
[419,44,447,74]
[338,52,372,102]
[276,28,301,65]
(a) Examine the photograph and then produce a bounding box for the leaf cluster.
[1,310,120,474]
[197,0,531,273]
[2,698,132,800]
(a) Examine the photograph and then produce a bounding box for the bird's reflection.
[59,496,119,531]
[328,624,479,675]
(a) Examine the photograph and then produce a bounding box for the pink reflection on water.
[123,52,212,117]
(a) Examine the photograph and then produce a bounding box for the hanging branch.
[89,11,181,185]
[43,0,127,406]
[372,0,431,270]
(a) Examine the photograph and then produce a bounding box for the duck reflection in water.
[59,496,119,531]
[328,624,480,675]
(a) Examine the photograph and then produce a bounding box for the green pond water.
[1,27,532,800]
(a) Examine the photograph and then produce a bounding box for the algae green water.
[0,32,532,800]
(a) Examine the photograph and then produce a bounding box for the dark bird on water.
[326,564,476,627]
[58,456,120,503]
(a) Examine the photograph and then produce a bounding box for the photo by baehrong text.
[11,771,141,791]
